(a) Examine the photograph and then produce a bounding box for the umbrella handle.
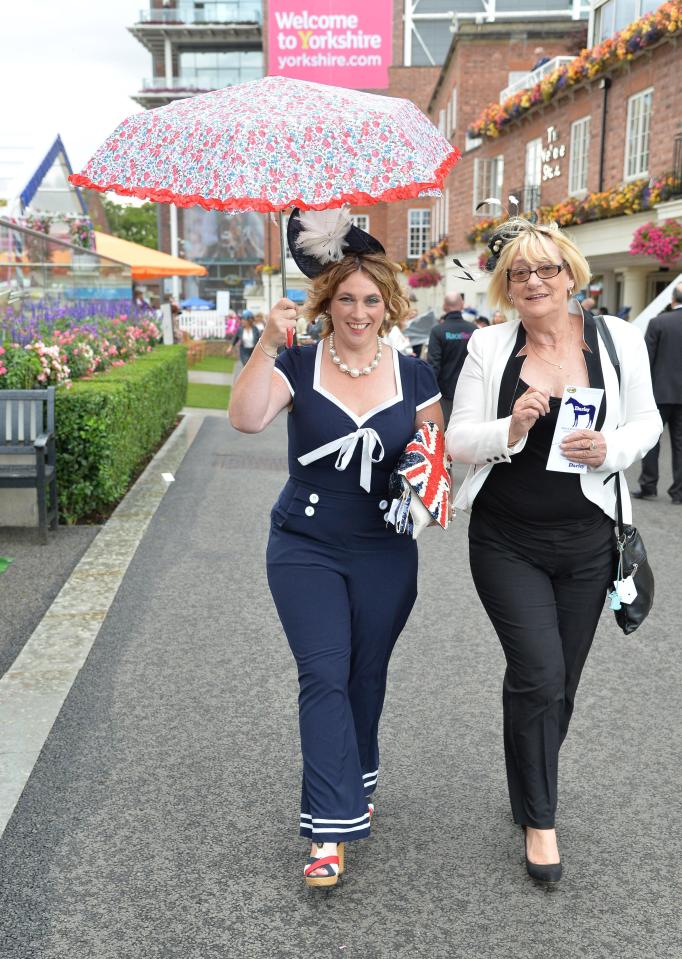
[278,211,288,303]
[279,210,296,348]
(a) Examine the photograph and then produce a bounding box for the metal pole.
[278,211,288,300]
[170,204,180,300]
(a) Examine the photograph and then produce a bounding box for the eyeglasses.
[506,262,567,283]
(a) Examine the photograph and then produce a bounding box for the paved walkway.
[0,413,679,959]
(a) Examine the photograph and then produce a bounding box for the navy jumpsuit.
[267,341,440,844]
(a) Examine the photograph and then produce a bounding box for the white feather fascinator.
[294,207,354,265]
[287,206,385,277]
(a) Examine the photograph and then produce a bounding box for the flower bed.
[468,1,682,139]
[466,175,678,246]
[630,219,682,264]
[0,299,160,389]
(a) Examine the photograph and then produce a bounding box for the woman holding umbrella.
[230,208,443,887]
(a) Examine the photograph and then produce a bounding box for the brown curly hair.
[301,253,409,337]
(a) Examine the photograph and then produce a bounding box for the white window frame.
[590,0,660,45]
[569,116,591,195]
[624,87,653,181]
[438,108,446,136]
[473,156,504,214]
[350,214,370,232]
[407,208,431,258]
[447,88,457,137]
[525,137,543,188]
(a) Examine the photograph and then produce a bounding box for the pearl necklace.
[328,332,382,378]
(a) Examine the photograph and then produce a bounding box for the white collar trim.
[313,339,403,427]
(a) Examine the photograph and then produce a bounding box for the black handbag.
[595,315,654,633]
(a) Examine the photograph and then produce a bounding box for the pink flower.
[0,366,6,376]
[0,346,5,355]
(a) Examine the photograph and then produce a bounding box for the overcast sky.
[1,1,149,192]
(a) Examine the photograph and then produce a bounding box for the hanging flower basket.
[629,219,682,265]
[408,269,442,289]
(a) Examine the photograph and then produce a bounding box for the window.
[473,156,504,214]
[592,0,659,44]
[625,88,653,180]
[350,214,369,232]
[524,137,543,209]
[569,117,591,195]
[465,132,482,152]
[408,209,431,258]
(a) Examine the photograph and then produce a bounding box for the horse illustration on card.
[546,385,605,474]
[564,395,597,429]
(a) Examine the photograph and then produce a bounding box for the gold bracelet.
[257,339,278,359]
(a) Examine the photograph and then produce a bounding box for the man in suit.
[427,292,477,425]
[634,282,682,504]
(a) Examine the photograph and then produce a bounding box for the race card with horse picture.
[546,386,605,474]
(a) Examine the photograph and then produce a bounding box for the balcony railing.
[138,2,262,25]
[499,57,576,103]
[142,69,262,91]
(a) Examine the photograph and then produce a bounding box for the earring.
[508,295,514,304]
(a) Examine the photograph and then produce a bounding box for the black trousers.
[638,403,682,501]
[468,508,614,829]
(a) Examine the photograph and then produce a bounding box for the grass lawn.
[185,383,231,409]
[190,355,236,373]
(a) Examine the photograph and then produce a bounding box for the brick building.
[429,1,682,320]
[261,1,591,310]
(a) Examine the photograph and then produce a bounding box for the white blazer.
[446,314,663,525]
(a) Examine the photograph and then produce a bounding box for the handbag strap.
[596,316,625,538]
[594,315,621,388]
[604,470,625,537]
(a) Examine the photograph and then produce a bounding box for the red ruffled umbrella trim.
[69,148,461,213]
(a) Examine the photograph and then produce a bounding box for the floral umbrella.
[69,75,460,292]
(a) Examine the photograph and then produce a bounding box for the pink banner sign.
[268,1,393,90]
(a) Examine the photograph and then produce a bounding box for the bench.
[0,387,58,543]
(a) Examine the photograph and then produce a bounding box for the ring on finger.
[590,440,596,450]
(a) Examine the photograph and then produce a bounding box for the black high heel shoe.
[524,828,562,883]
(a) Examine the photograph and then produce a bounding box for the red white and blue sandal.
[368,801,375,821]
[304,842,345,888]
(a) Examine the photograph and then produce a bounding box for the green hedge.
[55,345,187,522]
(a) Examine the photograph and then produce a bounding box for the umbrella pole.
[278,211,288,300]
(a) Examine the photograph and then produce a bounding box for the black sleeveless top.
[473,314,609,528]
[473,379,604,526]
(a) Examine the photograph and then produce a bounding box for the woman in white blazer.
[446,217,661,883]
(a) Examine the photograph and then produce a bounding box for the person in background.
[475,316,490,329]
[227,310,261,371]
[633,282,682,504]
[385,311,415,355]
[491,310,507,325]
[595,306,610,316]
[427,293,477,424]
[253,311,265,332]
[580,296,596,313]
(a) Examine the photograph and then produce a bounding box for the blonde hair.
[487,218,591,311]
[302,253,409,337]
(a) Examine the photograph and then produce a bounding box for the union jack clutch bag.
[387,421,452,538]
